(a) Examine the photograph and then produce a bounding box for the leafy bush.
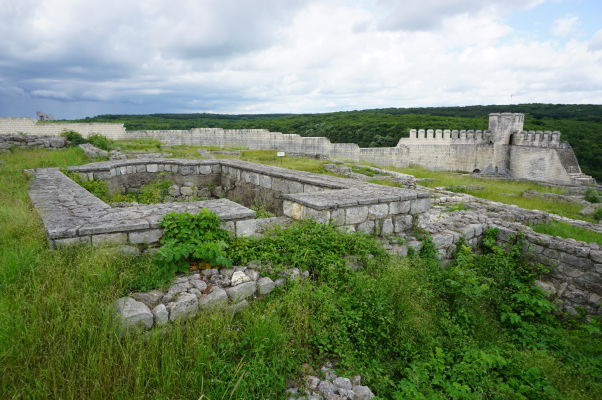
[594,207,602,222]
[136,178,172,204]
[154,210,233,278]
[66,172,109,198]
[60,130,87,146]
[229,219,386,278]
[86,133,114,151]
[584,188,600,203]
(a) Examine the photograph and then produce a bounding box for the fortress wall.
[398,143,494,172]
[509,146,573,184]
[512,131,561,148]
[358,147,410,167]
[0,118,126,139]
[402,129,492,144]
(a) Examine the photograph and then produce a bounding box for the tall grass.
[2,148,600,399]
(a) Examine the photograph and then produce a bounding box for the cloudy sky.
[1,0,601,119]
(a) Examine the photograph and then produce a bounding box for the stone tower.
[487,113,524,175]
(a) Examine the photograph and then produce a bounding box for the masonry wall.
[509,146,574,184]
[0,118,126,139]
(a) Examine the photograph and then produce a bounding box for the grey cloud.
[375,0,544,31]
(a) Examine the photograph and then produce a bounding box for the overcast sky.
[1,0,601,119]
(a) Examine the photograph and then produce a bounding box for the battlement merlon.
[405,129,491,143]
[512,131,562,148]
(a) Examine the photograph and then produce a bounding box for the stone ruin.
[1,112,596,186]
[25,155,601,316]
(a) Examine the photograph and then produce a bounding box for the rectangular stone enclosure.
[29,158,431,251]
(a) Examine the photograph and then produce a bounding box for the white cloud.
[590,29,602,51]
[552,14,580,37]
[0,0,600,118]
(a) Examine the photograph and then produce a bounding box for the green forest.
[73,104,602,181]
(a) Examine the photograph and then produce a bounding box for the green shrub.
[86,134,114,151]
[584,188,600,203]
[154,210,233,278]
[60,130,86,146]
[594,207,602,222]
[136,178,172,204]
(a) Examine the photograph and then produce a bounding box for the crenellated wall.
[0,117,126,139]
[0,113,594,185]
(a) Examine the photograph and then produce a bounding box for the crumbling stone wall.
[0,134,66,151]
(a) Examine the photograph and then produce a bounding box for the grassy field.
[380,166,595,223]
[1,147,601,399]
[531,221,602,246]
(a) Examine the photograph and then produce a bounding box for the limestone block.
[256,277,275,295]
[409,198,431,215]
[368,204,389,219]
[114,297,154,330]
[92,232,128,245]
[330,208,346,225]
[129,229,163,244]
[198,165,212,174]
[53,236,91,247]
[259,174,272,189]
[389,201,410,214]
[147,164,158,173]
[152,304,169,326]
[271,177,289,192]
[167,292,198,321]
[288,180,303,193]
[236,219,258,237]
[393,215,413,232]
[283,201,304,220]
[345,206,368,225]
[304,207,330,224]
[198,287,228,309]
[358,220,375,234]
[381,218,394,235]
[225,281,256,302]
[180,186,194,196]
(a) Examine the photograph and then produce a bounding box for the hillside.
[74,104,602,181]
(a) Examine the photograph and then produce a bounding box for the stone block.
[198,287,228,309]
[147,164,158,173]
[288,180,303,193]
[393,215,413,232]
[389,200,411,214]
[53,236,91,247]
[409,198,431,214]
[198,165,212,174]
[225,281,256,302]
[283,201,304,220]
[358,220,375,234]
[256,277,275,295]
[330,208,346,225]
[271,177,289,192]
[259,174,272,188]
[114,297,154,330]
[345,206,368,225]
[92,232,128,245]
[368,203,389,219]
[236,219,258,237]
[381,218,394,235]
[167,293,198,321]
[304,207,330,224]
[152,304,169,326]
[129,229,163,244]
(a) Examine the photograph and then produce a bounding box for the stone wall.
[0,118,126,139]
[30,159,429,252]
[495,222,601,315]
[0,134,67,151]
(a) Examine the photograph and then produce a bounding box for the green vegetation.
[154,210,233,279]
[60,131,115,151]
[68,173,173,204]
[351,165,390,177]
[380,166,597,222]
[2,147,601,399]
[531,221,602,246]
[584,188,600,204]
[75,104,602,181]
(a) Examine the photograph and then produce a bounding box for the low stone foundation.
[29,158,430,252]
[0,134,67,152]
